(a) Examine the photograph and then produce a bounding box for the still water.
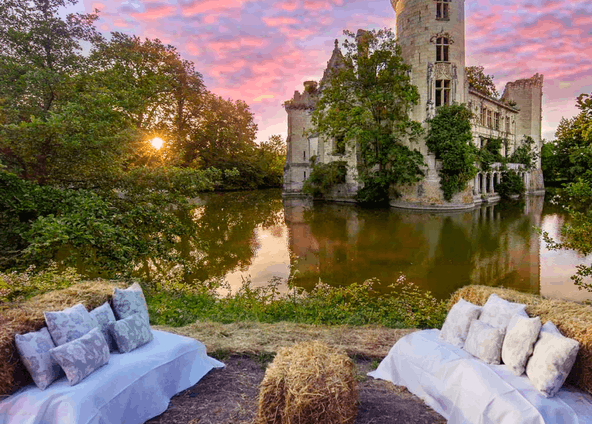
[136,189,592,302]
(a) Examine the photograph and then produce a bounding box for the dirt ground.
[146,354,446,424]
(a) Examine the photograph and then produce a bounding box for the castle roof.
[320,39,347,87]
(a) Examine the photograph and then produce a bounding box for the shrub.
[496,169,525,199]
[302,161,347,197]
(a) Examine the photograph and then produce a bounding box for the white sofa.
[0,330,224,424]
[369,329,592,424]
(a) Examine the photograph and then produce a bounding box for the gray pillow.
[50,327,110,386]
[478,294,527,331]
[439,298,482,348]
[501,314,541,376]
[44,303,99,346]
[526,320,580,397]
[15,327,64,390]
[111,282,149,325]
[89,302,117,352]
[463,319,505,365]
[108,312,153,353]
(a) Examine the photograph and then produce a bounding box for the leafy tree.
[509,135,538,171]
[426,104,479,201]
[478,137,503,171]
[496,169,525,199]
[257,134,286,187]
[312,28,425,205]
[302,161,347,197]
[466,66,499,98]
[0,0,134,187]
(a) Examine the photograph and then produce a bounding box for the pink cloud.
[132,4,176,21]
[262,16,299,26]
[181,0,249,16]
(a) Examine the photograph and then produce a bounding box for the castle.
[283,0,545,210]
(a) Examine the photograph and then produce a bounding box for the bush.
[302,161,347,197]
[496,169,525,199]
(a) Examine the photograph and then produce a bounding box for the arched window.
[436,37,449,62]
[436,0,450,20]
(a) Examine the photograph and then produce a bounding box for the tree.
[426,104,478,201]
[0,0,133,187]
[541,92,592,292]
[312,28,425,204]
[466,66,499,98]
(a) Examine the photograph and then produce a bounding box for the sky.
[68,0,592,144]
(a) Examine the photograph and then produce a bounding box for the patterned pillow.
[15,327,64,390]
[44,303,99,346]
[89,302,117,352]
[478,294,527,331]
[526,320,580,397]
[111,282,150,325]
[439,298,482,348]
[463,319,505,365]
[108,312,154,353]
[50,327,110,386]
[501,314,542,375]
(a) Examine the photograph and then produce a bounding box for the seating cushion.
[14,327,63,390]
[111,282,149,325]
[478,293,527,331]
[526,321,580,398]
[368,329,592,424]
[50,327,110,386]
[502,315,541,376]
[89,302,117,352]
[463,319,505,365]
[0,330,224,424]
[44,304,99,346]
[439,298,482,348]
[108,312,153,353]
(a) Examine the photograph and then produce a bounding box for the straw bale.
[0,280,126,399]
[257,341,358,424]
[154,320,415,359]
[450,285,592,396]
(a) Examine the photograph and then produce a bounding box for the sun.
[150,137,164,150]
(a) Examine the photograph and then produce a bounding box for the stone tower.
[392,0,466,124]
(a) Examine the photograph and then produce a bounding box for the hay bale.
[450,285,592,397]
[0,280,127,399]
[257,340,358,424]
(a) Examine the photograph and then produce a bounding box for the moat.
[134,189,592,302]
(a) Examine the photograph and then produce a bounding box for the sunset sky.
[70,0,592,144]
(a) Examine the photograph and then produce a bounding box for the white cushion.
[526,321,580,398]
[44,304,99,346]
[111,282,149,325]
[0,330,225,424]
[502,315,541,376]
[478,293,526,331]
[89,302,117,352]
[108,312,153,353]
[15,328,63,390]
[50,327,110,386]
[439,298,482,348]
[464,319,505,365]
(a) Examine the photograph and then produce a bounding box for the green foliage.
[496,169,525,199]
[509,136,538,171]
[302,161,347,197]
[426,105,478,201]
[466,66,499,98]
[478,137,503,171]
[312,28,425,205]
[144,273,447,330]
[541,141,563,185]
[0,262,81,303]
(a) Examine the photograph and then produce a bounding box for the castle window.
[304,171,306,179]
[506,118,511,133]
[481,107,487,126]
[334,134,345,155]
[494,112,500,130]
[436,37,449,62]
[436,0,450,20]
[435,79,451,106]
[487,110,492,128]
[303,150,306,160]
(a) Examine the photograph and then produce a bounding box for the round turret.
[392,0,466,122]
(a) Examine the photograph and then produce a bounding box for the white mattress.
[0,329,224,424]
[368,329,592,424]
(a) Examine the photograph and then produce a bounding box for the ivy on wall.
[426,105,479,201]
[302,160,348,197]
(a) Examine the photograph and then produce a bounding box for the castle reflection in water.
[283,195,591,302]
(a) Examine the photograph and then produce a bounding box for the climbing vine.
[302,160,347,197]
[509,135,538,170]
[478,137,503,171]
[496,169,526,199]
[426,105,479,201]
